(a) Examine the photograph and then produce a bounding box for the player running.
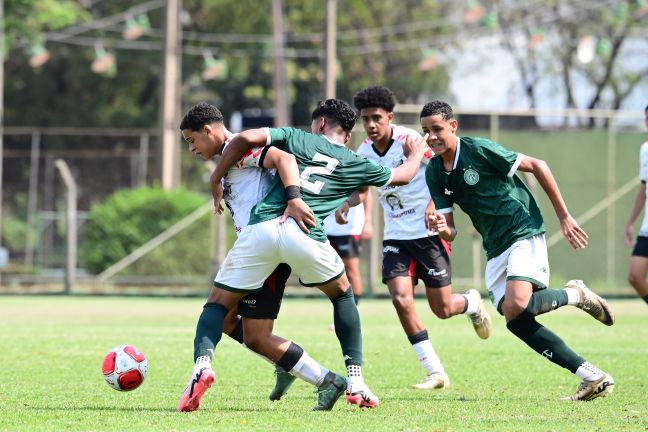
[338,86,492,390]
[422,100,615,401]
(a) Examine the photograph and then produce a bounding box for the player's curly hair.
[179,102,224,131]
[311,99,358,133]
[420,100,454,120]
[353,86,396,112]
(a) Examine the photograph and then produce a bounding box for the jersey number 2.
[300,152,339,194]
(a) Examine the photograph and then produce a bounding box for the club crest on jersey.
[463,168,479,185]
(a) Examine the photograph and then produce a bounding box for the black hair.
[179,102,224,131]
[353,86,396,112]
[420,100,454,120]
[311,99,358,133]
[645,104,648,113]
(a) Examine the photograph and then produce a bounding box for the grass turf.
[0,295,646,431]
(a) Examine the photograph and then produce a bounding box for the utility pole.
[0,0,6,275]
[324,0,337,99]
[271,0,290,126]
[159,0,181,189]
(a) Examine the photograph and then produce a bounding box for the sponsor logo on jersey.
[241,299,257,305]
[444,188,453,196]
[464,168,479,185]
[383,245,400,254]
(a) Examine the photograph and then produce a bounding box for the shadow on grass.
[27,404,281,413]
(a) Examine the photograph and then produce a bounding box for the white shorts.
[485,234,550,312]
[214,217,345,292]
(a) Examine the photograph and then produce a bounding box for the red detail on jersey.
[118,369,144,391]
[441,238,452,256]
[102,351,116,375]
[123,345,146,362]
[424,148,434,159]
[408,258,417,277]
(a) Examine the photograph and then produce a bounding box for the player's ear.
[344,132,351,144]
[319,117,326,133]
[449,119,458,133]
[387,112,394,122]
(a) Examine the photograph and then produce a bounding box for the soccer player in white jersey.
[624,104,648,305]
[344,86,492,390]
[178,102,347,411]
[182,99,428,411]
[422,100,615,401]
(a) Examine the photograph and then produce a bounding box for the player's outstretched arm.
[263,146,316,233]
[389,133,428,185]
[518,155,588,249]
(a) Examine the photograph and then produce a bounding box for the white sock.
[575,361,603,381]
[346,364,364,386]
[462,293,479,315]
[289,352,329,387]
[565,288,580,305]
[412,340,446,376]
[194,355,211,370]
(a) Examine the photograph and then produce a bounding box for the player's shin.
[193,302,228,363]
[506,310,584,372]
[330,287,363,367]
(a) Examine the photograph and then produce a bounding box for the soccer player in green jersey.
[421,100,616,402]
[180,99,427,410]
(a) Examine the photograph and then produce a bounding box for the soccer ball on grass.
[102,345,148,391]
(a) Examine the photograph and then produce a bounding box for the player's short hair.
[420,101,454,120]
[644,104,648,113]
[179,102,224,131]
[353,86,396,113]
[311,99,358,133]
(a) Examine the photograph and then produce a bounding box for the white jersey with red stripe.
[639,140,648,236]
[221,137,272,236]
[356,125,434,240]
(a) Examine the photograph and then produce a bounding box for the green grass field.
[1,295,646,431]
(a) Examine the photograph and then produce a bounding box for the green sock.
[526,288,569,316]
[330,287,362,367]
[506,310,584,373]
[193,302,228,361]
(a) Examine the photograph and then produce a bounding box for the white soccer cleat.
[412,372,451,390]
[346,382,379,408]
[561,373,615,401]
[465,289,493,339]
[565,280,615,326]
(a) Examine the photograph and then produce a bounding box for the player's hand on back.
[560,214,588,249]
[280,198,316,234]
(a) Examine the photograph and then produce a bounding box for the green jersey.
[425,136,545,260]
[248,127,393,242]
